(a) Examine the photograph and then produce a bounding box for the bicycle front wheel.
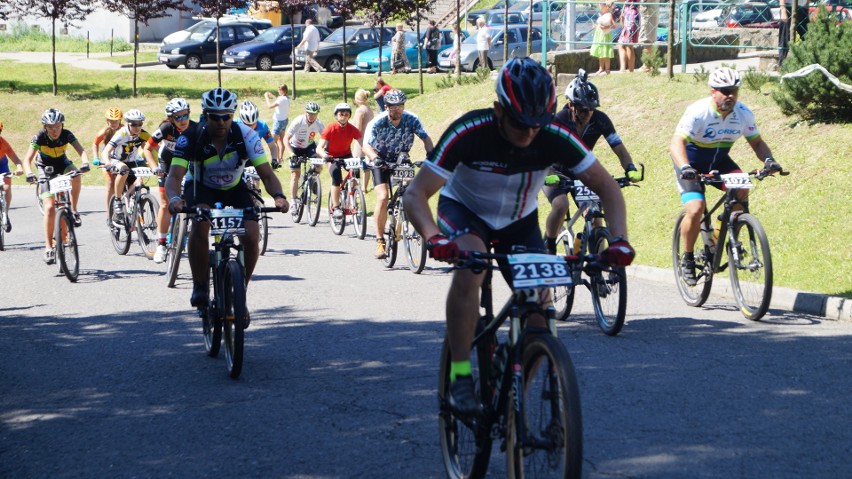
[307,176,321,227]
[672,211,713,307]
[329,191,345,235]
[551,230,576,321]
[291,185,306,223]
[352,184,367,240]
[135,194,159,260]
[202,261,222,358]
[438,329,493,479]
[506,334,583,479]
[36,183,45,215]
[222,259,247,379]
[382,214,398,268]
[166,214,187,288]
[0,203,5,251]
[55,210,79,282]
[589,229,626,336]
[108,194,131,255]
[728,213,772,321]
[258,212,269,255]
[401,204,427,274]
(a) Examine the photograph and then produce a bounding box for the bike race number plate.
[721,173,754,190]
[209,208,246,236]
[49,175,73,193]
[344,158,363,170]
[132,167,154,178]
[392,165,415,179]
[572,180,600,201]
[508,253,573,288]
[310,158,325,167]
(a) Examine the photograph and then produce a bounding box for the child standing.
[590,2,617,75]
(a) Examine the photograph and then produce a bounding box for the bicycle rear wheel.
[438,326,493,479]
[222,259,247,379]
[55,210,79,282]
[589,229,626,336]
[329,191,345,235]
[382,214,398,268]
[672,211,713,307]
[728,213,772,321]
[135,193,159,260]
[306,175,321,227]
[401,204,427,274]
[36,183,45,215]
[552,230,576,321]
[108,194,131,255]
[166,213,187,288]
[351,184,367,240]
[202,261,222,358]
[506,334,583,479]
[0,202,5,251]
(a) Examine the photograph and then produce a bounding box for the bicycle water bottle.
[573,233,584,255]
[712,217,722,244]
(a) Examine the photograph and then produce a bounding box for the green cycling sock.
[450,360,472,382]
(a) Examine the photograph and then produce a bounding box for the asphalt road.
[2,188,851,478]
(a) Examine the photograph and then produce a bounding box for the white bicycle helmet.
[333,102,352,115]
[201,87,238,112]
[124,109,146,122]
[305,101,321,114]
[708,67,742,89]
[41,108,65,125]
[565,71,600,110]
[165,98,191,117]
[239,100,260,124]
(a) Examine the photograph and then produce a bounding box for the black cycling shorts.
[289,145,317,169]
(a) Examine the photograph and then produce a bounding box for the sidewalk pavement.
[0,51,158,69]
[629,264,852,322]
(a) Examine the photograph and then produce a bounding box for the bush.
[772,6,852,123]
[743,66,771,93]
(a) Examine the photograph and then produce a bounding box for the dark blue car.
[222,24,331,71]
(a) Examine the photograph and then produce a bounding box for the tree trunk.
[52,18,58,96]
[133,18,139,97]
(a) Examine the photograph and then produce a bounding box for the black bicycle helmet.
[201,87,238,113]
[495,57,556,128]
[565,69,600,110]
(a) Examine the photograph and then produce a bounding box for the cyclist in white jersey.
[283,102,325,205]
[671,67,782,285]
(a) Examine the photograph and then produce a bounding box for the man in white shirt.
[475,18,491,70]
[296,19,324,72]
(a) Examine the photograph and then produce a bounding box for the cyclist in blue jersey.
[362,90,434,259]
[671,67,782,285]
[236,100,280,168]
[404,58,635,417]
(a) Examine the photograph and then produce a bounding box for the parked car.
[467,0,524,25]
[551,8,614,42]
[159,22,261,69]
[483,9,530,27]
[161,16,272,46]
[513,0,565,22]
[437,25,555,72]
[293,25,395,72]
[354,29,468,73]
[809,0,851,22]
[222,24,331,70]
[724,2,778,27]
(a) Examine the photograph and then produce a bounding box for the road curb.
[628,265,852,322]
[120,61,160,68]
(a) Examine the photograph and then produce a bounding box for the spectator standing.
[423,19,441,74]
[352,88,376,191]
[450,23,461,69]
[590,1,617,75]
[778,0,809,66]
[296,19,324,72]
[638,0,659,72]
[265,84,291,160]
[475,17,492,70]
[617,0,640,72]
[391,23,410,74]
[373,77,392,112]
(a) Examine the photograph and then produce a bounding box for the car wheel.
[325,55,343,73]
[257,55,273,71]
[166,64,178,69]
[185,55,201,69]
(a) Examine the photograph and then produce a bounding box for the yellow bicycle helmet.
[105,107,123,121]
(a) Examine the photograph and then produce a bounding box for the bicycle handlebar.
[453,249,609,276]
[35,169,86,184]
[698,167,790,183]
[545,163,643,190]
[177,205,282,218]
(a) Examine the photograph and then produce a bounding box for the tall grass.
[0,22,134,53]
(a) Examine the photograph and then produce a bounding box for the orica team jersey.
[107,125,152,163]
[172,122,267,190]
[426,109,596,230]
[675,98,760,165]
[363,111,428,162]
[30,129,78,164]
[286,114,324,149]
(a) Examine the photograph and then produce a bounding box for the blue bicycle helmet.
[495,57,556,128]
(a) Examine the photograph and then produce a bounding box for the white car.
[161,15,272,45]
[691,7,727,29]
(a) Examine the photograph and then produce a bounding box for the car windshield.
[255,26,286,42]
[323,27,352,43]
[189,25,216,42]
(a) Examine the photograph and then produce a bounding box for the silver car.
[437,25,554,72]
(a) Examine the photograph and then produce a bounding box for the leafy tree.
[99,0,191,97]
[772,6,852,123]
[17,0,95,95]
[192,0,248,87]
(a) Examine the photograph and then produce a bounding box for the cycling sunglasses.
[504,113,539,131]
[715,87,739,96]
[127,122,144,127]
[207,113,232,122]
[172,113,190,121]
